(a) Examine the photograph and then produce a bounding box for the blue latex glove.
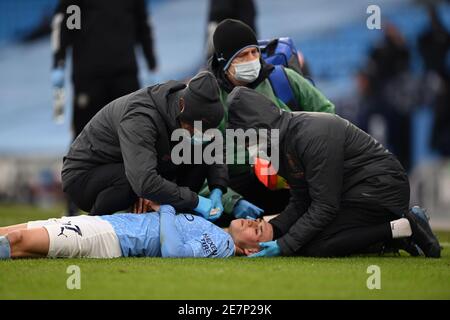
[232,200,264,219]
[51,67,65,89]
[209,188,224,219]
[194,195,222,221]
[248,241,281,258]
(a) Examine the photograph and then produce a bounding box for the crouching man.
[62,71,227,221]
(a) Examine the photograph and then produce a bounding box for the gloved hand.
[248,241,281,258]
[209,188,224,217]
[51,67,65,89]
[194,196,222,222]
[232,200,264,219]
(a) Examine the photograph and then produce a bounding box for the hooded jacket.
[227,87,408,255]
[62,81,228,210]
[208,55,334,180]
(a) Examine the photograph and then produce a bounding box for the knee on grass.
[6,230,37,258]
[6,230,25,253]
[6,229,49,258]
[0,230,22,259]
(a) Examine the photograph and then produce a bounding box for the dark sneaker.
[404,208,441,258]
[383,238,423,257]
[410,206,430,223]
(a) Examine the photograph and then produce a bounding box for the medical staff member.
[62,71,227,220]
[226,87,441,258]
[208,19,335,215]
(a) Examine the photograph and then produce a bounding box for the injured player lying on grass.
[0,203,275,259]
[0,202,437,259]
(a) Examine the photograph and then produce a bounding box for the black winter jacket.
[62,82,228,210]
[227,87,408,255]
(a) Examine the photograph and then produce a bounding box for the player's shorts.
[27,215,122,258]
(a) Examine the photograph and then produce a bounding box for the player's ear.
[179,97,185,112]
[243,248,259,256]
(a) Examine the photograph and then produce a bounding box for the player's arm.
[159,205,194,258]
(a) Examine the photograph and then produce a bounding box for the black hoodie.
[227,87,409,255]
[62,81,228,210]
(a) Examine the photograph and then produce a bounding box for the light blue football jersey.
[100,212,234,258]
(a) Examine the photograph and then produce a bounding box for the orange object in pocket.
[253,157,289,190]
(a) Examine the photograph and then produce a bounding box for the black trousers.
[296,206,395,257]
[65,73,139,216]
[295,173,410,257]
[72,73,139,136]
[229,170,291,214]
[65,163,208,215]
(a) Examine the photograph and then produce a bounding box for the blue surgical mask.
[233,59,261,83]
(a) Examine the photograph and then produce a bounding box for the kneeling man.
[226,87,441,258]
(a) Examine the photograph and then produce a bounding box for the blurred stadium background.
[0,0,449,227]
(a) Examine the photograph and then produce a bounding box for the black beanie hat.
[213,19,258,70]
[179,71,224,130]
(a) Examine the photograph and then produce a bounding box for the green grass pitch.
[0,204,449,299]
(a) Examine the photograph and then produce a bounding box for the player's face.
[229,218,273,250]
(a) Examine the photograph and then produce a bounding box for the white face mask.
[233,59,261,83]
